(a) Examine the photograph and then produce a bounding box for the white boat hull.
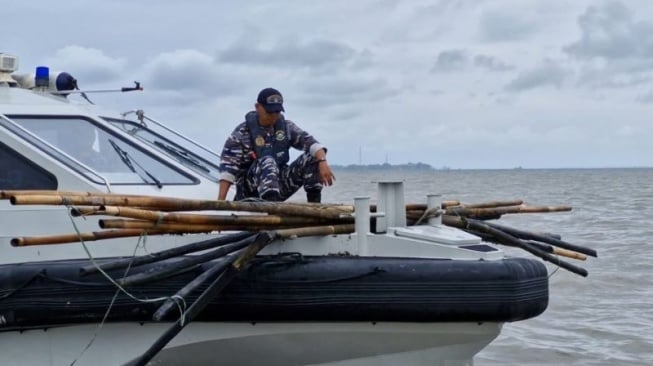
[0,321,501,366]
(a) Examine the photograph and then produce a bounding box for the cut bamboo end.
[552,247,587,261]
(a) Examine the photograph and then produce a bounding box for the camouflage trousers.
[236,153,322,201]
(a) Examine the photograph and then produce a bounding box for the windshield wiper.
[153,140,211,173]
[108,139,163,188]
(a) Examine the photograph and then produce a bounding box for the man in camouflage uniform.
[218,88,335,202]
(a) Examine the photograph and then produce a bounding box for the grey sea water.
[315,168,653,366]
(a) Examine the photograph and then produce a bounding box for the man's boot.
[306,189,321,203]
[261,190,281,202]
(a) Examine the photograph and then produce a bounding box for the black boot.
[261,190,281,202]
[306,190,321,203]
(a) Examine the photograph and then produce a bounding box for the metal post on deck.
[375,181,406,233]
[354,196,370,254]
[427,194,443,225]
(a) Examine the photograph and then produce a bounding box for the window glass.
[105,118,221,182]
[0,141,57,190]
[3,116,198,186]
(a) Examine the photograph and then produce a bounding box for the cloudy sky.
[3,0,653,169]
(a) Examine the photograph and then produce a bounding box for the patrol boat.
[0,53,550,366]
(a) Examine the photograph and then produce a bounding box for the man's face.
[256,103,281,127]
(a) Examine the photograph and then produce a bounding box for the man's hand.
[318,161,335,186]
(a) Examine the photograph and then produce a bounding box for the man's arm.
[285,120,335,186]
[286,120,325,155]
[217,122,249,201]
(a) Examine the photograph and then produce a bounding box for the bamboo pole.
[441,214,593,254]
[5,190,564,217]
[440,200,460,208]
[483,220,597,257]
[369,203,428,212]
[406,210,426,220]
[459,226,587,261]
[151,248,246,321]
[117,238,254,287]
[98,219,304,232]
[79,231,256,275]
[10,227,214,247]
[469,219,587,277]
[445,204,572,217]
[273,224,356,240]
[281,203,429,212]
[1,190,82,199]
[151,224,354,322]
[11,218,352,248]
[526,241,587,261]
[130,232,277,366]
[441,216,587,276]
[76,205,344,227]
[456,199,524,209]
[10,229,164,246]
[10,194,353,219]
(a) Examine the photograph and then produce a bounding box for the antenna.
[48,81,143,95]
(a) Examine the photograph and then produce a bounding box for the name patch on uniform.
[275,130,285,141]
[255,136,265,147]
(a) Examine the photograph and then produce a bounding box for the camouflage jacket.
[219,111,326,184]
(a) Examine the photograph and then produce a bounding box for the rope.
[414,207,442,225]
[64,205,189,364]
[153,211,165,228]
[65,208,170,304]
[71,234,144,365]
[547,257,561,279]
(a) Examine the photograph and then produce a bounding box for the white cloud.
[505,60,571,92]
[565,1,653,93]
[565,1,653,60]
[473,55,514,72]
[141,50,223,92]
[431,50,468,73]
[219,39,357,72]
[45,46,127,85]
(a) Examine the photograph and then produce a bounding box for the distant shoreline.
[330,164,653,171]
[330,163,435,171]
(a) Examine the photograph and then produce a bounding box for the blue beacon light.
[35,66,50,88]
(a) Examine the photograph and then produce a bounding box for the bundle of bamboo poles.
[2,189,596,275]
[0,189,597,365]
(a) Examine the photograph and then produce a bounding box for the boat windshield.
[104,117,221,182]
[3,115,198,186]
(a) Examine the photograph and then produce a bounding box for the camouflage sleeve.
[219,122,252,183]
[285,120,327,156]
